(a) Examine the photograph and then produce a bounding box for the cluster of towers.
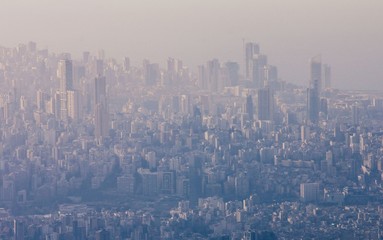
[244,42,278,89]
[307,56,331,123]
[54,42,331,135]
[197,59,240,93]
[242,43,332,125]
[57,59,109,140]
[242,42,278,123]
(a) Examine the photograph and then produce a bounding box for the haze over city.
[1,0,382,89]
[2,1,383,239]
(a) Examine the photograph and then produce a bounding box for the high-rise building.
[36,90,48,112]
[307,56,321,124]
[83,51,90,63]
[198,65,207,89]
[94,76,106,106]
[67,90,82,122]
[123,57,130,72]
[57,59,73,121]
[320,98,328,117]
[307,88,319,123]
[206,59,220,92]
[301,125,311,142]
[165,57,178,86]
[58,59,73,93]
[94,102,109,139]
[95,59,104,76]
[167,57,176,73]
[245,42,260,79]
[257,88,274,121]
[264,65,278,83]
[158,171,176,194]
[13,219,25,240]
[244,95,254,121]
[250,54,267,88]
[172,95,180,113]
[324,64,331,89]
[19,96,27,111]
[309,55,322,93]
[143,61,160,86]
[300,183,320,202]
[51,90,61,118]
[180,94,191,115]
[138,168,158,196]
[351,105,359,125]
[225,61,239,86]
[94,76,109,139]
[28,41,36,52]
[117,174,135,194]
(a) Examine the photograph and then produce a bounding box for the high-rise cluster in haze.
[1,41,383,240]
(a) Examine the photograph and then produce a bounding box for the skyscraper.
[307,56,321,124]
[58,59,73,93]
[53,90,61,118]
[36,89,48,112]
[166,57,181,86]
[143,61,160,86]
[324,64,331,89]
[180,94,191,115]
[250,54,267,88]
[67,90,81,122]
[245,42,260,80]
[94,76,109,139]
[94,76,106,106]
[307,88,320,123]
[244,95,254,121]
[57,59,73,121]
[309,55,322,93]
[225,61,239,86]
[257,87,274,121]
[95,102,109,139]
[264,65,278,83]
[198,65,207,89]
[96,59,104,76]
[206,59,220,92]
[123,57,130,72]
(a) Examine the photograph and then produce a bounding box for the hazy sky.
[1,0,382,89]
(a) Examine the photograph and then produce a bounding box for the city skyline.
[0,0,382,90]
[1,1,383,239]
